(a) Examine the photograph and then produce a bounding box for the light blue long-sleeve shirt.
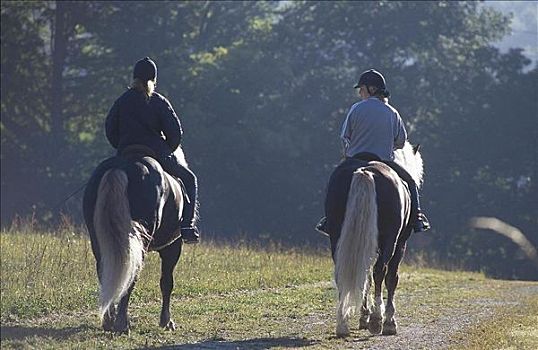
[340,97,407,161]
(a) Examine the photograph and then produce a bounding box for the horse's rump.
[84,155,183,252]
[368,163,412,257]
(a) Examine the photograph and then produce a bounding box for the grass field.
[1,224,537,349]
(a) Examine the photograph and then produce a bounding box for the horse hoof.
[114,319,130,335]
[102,307,116,332]
[114,326,130,335]
[382,321,397,335]
[102,317,115,332]
[336,322,350,338]
[359,316,369,330]
[161,320,176,331]
[368,316,383,335]
[102,322,114,332]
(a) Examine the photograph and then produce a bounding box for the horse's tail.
[93,169,146,320]
[335,168,378,334]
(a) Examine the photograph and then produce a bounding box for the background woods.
[1,1,536,279]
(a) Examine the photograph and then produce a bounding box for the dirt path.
[171,282,538,350]
[337,283,537,350]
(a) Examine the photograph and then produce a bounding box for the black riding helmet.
[133,57,157,81]
[354,69,390,97]
[354,69,385,89]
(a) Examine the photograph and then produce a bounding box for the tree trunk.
[51,1,68,153]
[47,1,72,218]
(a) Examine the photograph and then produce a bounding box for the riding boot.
[409,183,431,232]
[414,212,431,232]
[180,199,200,244]
[383,160,431,233]
[159,154,200,244]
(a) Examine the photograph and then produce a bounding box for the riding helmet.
[354,69,386,89]
[133,57,157,81]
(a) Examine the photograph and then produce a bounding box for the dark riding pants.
[324,157,371,257]
[159,154,198,228]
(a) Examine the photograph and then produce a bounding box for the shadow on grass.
[0,324,94,341]
[142,336,319,349]
[327,334,373,341]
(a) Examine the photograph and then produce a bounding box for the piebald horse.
[83,146,192,333]
[333,142,424,337]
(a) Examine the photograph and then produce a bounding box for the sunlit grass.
[0,223,333,322]
[1,223,97,320]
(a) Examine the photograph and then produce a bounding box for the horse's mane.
[394,142,424,188]
[173,146,189,167]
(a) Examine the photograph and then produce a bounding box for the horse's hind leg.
[368,258,386,335]
[359,273,373,330]
[114,281,136,334]
[92,242,117,332]
[382,242,406,335]
[102,304,116,331]
[158,238,182,330]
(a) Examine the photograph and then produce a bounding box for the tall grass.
[1,218,97,321]
[0,219,333,323]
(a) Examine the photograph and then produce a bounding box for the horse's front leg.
[114,281,136,334]
[368,258,386,335]
[158,238,182,330]
[382,242,407,335]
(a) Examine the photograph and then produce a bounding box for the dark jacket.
[105,88,182,157]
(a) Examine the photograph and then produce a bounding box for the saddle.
[349,152,381,163]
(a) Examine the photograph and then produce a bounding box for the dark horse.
[331,142,424,337]
[83,145,192,333]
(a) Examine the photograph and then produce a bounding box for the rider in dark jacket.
[105,57,199,244]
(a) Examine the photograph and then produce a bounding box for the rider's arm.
[393,112,407,149]
[105,100,120,149]
[340,104,357,157]
[159,98,183,152]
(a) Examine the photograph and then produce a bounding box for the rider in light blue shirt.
[341,96,407,161]
[317,69,430,236]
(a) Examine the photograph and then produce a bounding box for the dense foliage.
[1,1,536,279]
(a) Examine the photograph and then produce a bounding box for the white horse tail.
[93,169,146,319]
[335,168,379,336]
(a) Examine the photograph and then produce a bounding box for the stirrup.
[315,217,330,237]
[413,213,431,233]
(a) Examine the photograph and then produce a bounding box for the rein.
[53,180,88,211]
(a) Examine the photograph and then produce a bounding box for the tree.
[2,1,535,279]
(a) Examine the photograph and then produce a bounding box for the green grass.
[1,227,97,320]
[1,226,537,349]
[1,227,331,323]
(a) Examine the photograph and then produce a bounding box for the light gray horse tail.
[93,169,146,319]
[335,168,379,337]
